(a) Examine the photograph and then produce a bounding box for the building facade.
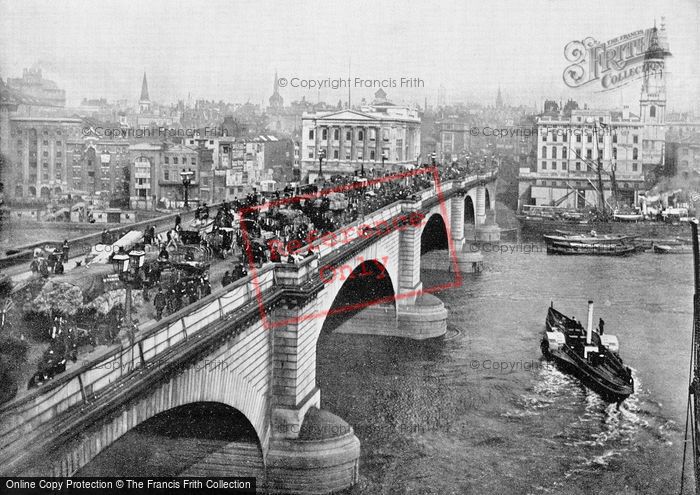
[518,25,670,210]
[128,142,200,209]
[7,117,83,201]
[300,104,421,182]
[519,108,645,209]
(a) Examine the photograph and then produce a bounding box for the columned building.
[300,105,421,182]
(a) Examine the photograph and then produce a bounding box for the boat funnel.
[586,300,594,344]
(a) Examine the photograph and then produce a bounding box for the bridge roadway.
[0,171,498,494]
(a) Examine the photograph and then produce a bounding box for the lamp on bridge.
[112,250,145,359]
[180,168,194,210]
[318,149,326,182]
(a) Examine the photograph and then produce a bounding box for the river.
[318,237,693,494]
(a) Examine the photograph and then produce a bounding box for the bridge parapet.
[0,267,277,458]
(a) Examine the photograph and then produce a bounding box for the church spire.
[139,72,151,114]
[269,70,284,110]
[140,72,150,102]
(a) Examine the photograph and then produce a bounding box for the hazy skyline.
[1,0,698,112]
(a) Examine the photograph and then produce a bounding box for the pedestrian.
[153,288,166,321]
[149,225,156,245]
[61,240,69,263]
[158,245,170,261]
[175,214,181,229]
[222,271,232,287]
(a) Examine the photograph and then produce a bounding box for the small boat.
[653,242,694,254]
[544,231,639,256]
[613,213,644,222]
[541,301,634,402]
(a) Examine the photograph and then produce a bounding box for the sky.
[0,0,698,112]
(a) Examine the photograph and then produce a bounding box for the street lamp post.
[112,249,145,368]
[318,149,326,182]
[180,168,194,210]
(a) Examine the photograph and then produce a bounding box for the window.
[165,157,169,164]
[576,134,581,143]
[56,140,62,146]
[43,151,48,157]
[650,106,656,118]
[43,140,48,146]
[334,129,340,141]
[164,171,169,181]
[370,150,375,160]
[191,157,196,165]
[322,129,328,140]
[309,129,314,140]
[632,163,638,172]
[173,157,178,164]
[613,134,617,144]
[541,161,546,169]
[633,148,638,160]
[562,148,567,159]
[358,130,364,141]
[552,162,557,170]
[587,135,592,143]
[552,148,557,159]
[541,146,547,158]
[17,139,22,147]
[346,131,351,141]
[541,133,546,142]
[563,133,567,142]
[552,134,557,143]
[308,148,314,158]
[333,149,339,159]
[56,151,62,157]
[345,150,351,160]
[612,148,617,159]
[586,149,592,159]
[561,162,567,171]
[633,135,638,144]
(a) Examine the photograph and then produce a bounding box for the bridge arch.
[485,183,496,210]
[420,212,449,255]
[51,365,269,476]
[465,194,476,225]
[76,402,263,476]
[319,257,398,334]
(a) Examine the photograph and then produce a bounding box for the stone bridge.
[0,171,497,494]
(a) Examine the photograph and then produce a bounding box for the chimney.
[622,105,630,120]
[586,300,594,344]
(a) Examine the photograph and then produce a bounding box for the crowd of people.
[23,162,490,388]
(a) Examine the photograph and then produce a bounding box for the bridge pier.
[269,302,361,494]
